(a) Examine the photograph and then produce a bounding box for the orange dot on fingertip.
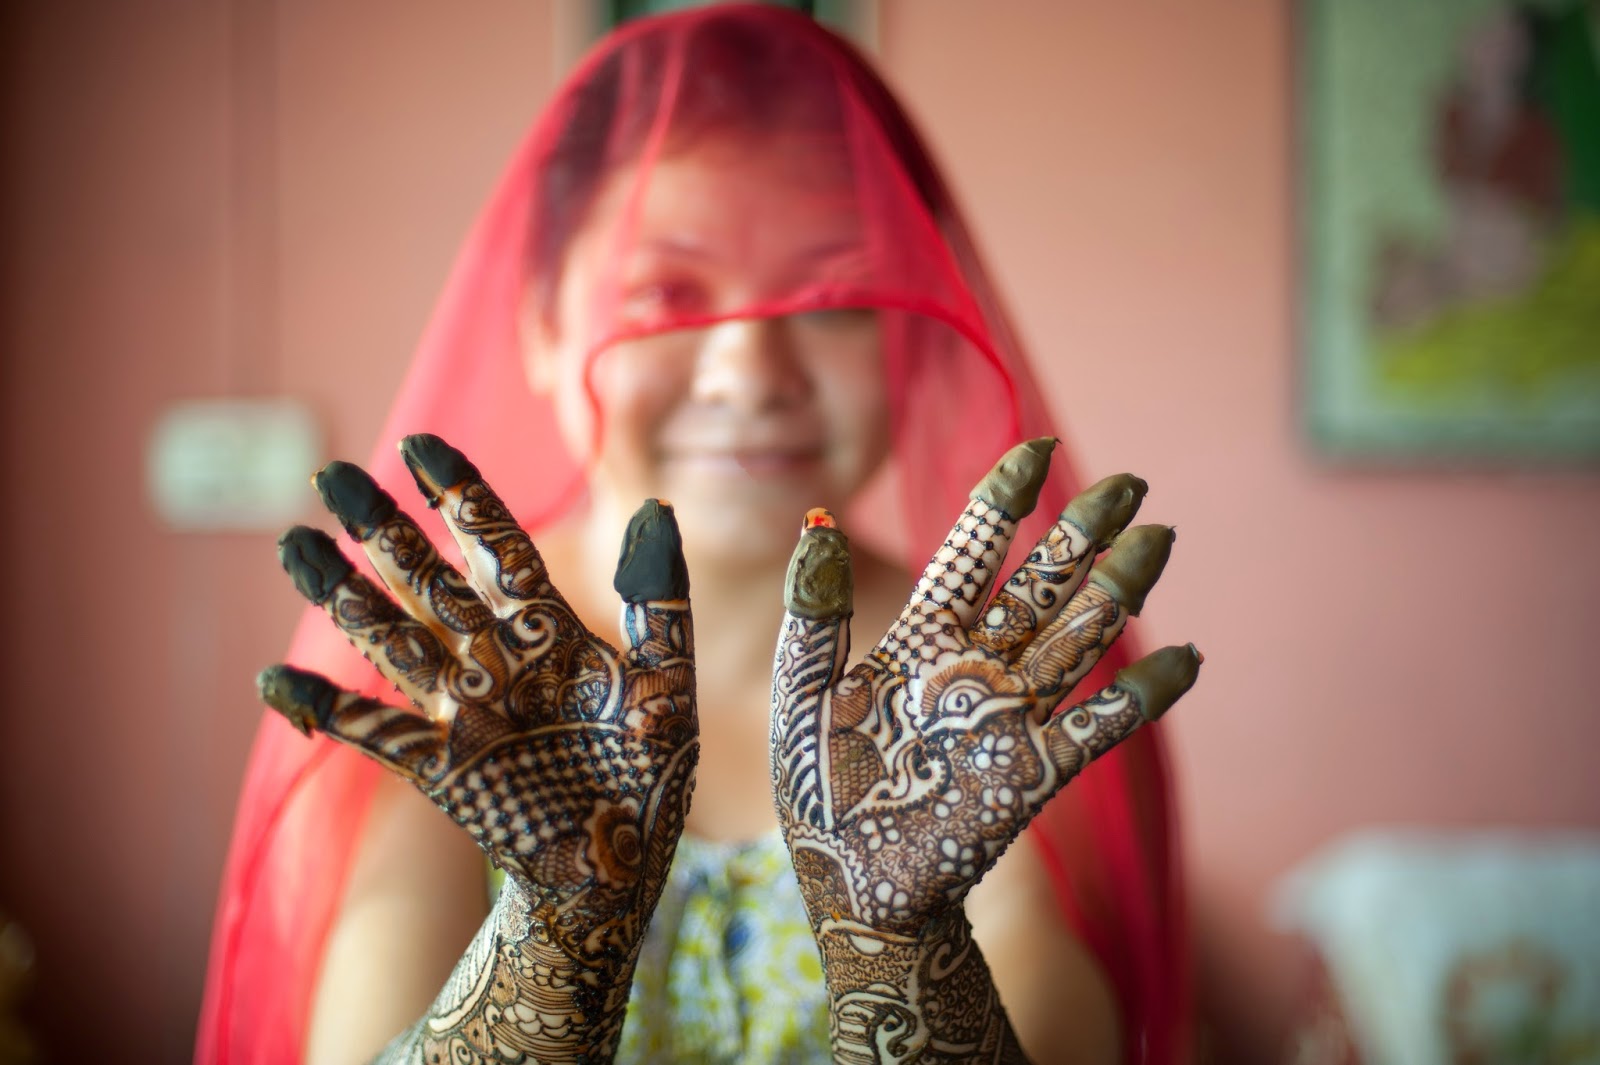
[1189,643,1205,664]
[654,498,673,509]
[804,507,836,529]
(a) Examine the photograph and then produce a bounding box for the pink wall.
[1,3,1595,1062]
[877,3,1600,1060]
[0,4,555,1061]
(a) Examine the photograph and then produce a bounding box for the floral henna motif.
[263,437,697,1064]
[770,440,1201,1064]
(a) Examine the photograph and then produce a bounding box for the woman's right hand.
[258,434,696,1062]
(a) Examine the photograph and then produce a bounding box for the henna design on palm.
[771,440,1202,1064]
[259,436,696,1064]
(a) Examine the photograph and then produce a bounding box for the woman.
[197,6,1191,1063]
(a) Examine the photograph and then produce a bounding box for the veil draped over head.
[196,6,1189,1063]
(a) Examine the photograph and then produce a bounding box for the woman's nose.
[689,317,812,412]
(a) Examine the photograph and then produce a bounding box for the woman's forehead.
[591,135,866,264]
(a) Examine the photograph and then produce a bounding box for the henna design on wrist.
[770,441,1200,1064]
[262,439,698,1064]
[819,911,1027,1064]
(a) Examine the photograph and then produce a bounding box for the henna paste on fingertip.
[1087,524,1175,616]
[1113,643,1203,722]
[784,522,852,618]
[277,526,353,604]
[315,461,398,540]
[613,498,688,602]
[969,436,1056,520]
[1062,472,1149,549]
[399,433,479,506]
[257,664,337,735]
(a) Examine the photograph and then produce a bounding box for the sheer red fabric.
[195,6,1189,1063]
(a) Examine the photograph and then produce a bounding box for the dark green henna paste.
[399,433,480,506]
[257,664,339,736]
[784,524,852,619]
[1061,472,1149,550]
[277,526,353,605]
[1113,643,1203,722]
[1088,524,1175,616]
[969,436,1056,521]
[613,499,689,603]
[315,460,398,541]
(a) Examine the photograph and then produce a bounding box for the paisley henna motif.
[770,440,1201,1064]
[263,437,696,1064]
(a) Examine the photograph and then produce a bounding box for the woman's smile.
[665,447,825,477]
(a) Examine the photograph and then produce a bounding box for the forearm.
[373,875,635,1065]
[819,907,1027,1065]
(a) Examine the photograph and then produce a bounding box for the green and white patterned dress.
[617,831,831,1064]
[488,831,831,1063]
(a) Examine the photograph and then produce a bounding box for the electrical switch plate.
[147,398,321,531]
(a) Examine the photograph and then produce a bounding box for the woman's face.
[528,134,891,563]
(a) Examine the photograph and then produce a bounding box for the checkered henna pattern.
[260,438,696,1064]
[770,440,1202,1064]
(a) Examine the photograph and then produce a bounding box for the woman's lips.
[665,448,824,476]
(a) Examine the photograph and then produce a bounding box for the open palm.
[258,435,696,1058]
[771,439,1199,942]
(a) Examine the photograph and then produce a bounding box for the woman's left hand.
[770,439,1200,1060]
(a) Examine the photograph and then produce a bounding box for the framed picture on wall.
[597,0,875,47]
[1301,0,1600,463]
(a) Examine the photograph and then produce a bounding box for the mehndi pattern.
[770,440,1201,1064]
[261,436,697,1064]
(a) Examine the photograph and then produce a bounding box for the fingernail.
[277,526,353,605]
[970,437,1056,520]
[314,461,397,541]
[398,434,479,507]
[1113,644,1202,722]
[1061,473,1149,549]
[613,499,689,603]
[785,521,852,619]
[257,664,338,736]
[1088,524,1174,616]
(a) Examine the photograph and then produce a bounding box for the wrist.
[385,874,636,1064]
[492,873,639,1053]
[816,907,1025,1064]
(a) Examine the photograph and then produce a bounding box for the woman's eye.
[794,306,876,330]
[621,278,709,323]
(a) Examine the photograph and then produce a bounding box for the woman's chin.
[675,506,814,573]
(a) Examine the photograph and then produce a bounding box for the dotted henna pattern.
[771,447,1189,1064]
[267,445,697,1064]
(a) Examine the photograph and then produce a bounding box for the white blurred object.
[147,399,320,531]
[1273,830,1600,1065]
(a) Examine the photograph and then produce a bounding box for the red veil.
[196,6,1189,1063]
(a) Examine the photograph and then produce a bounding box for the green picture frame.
[1300,0,1600,463]
[599,0,875,49]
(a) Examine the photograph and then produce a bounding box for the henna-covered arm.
[771,442,1201,1064]
[260,436,697,1064]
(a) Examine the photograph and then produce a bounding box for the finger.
[1034,643,1201,783]
[873,439,1055,675]
[1016,524,1176,702]
[314,461,494,646]
[399,434,571,618]
[773,509,853,831]
[258,664,447,785]
[969,473,1147,659]
[278,525,458,712]
[613,498,693,667]
[612,499,695,734]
